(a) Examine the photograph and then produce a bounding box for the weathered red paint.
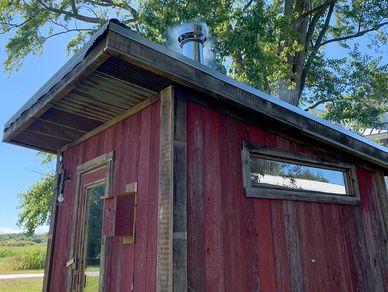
[46,98,388,291]
[48,102,160,291]
[187,101,388,292]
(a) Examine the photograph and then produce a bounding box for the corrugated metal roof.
[107,21,388,155]
[4,19,119,130]
[3,19,388,165]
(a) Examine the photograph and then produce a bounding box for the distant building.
[362,112,388,146]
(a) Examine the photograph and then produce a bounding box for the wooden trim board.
[157,86,175,291]
[42,154,61,292]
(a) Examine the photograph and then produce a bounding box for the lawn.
[0,233,47,291]
[84,275,99,291]
[0,278,43,292]
[0,256,44,275]
[0,245,46,274]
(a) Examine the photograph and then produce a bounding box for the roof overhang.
[3,20,388,170]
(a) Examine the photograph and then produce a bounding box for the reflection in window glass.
[250,157,347,195]
[84,184,105,291]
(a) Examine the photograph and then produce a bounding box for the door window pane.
[84,184,105,291]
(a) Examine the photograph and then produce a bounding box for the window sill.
[245,187,360,205]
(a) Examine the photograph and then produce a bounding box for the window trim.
[242,143,360,205]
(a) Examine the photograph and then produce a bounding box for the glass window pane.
[250,157,347,195]
[84,184,105,291]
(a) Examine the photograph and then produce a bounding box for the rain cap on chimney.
[178,22,207,64]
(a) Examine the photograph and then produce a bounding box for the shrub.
[0,248,16,258]
[12,246,46,270]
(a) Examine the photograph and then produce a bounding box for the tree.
[1,0,387,131]
[3,1,387,234]
[17,152,55,236]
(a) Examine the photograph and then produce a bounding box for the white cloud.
[0,226,22,234]
[35,225,49,234]
[0,225,49,234]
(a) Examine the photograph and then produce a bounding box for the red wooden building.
[3,20,388,292]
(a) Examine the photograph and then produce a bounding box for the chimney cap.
[178,23,207,48]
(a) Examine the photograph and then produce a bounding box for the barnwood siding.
[187,101,388,292]
[48,102,160,291]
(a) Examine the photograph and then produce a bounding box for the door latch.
[66,257,76,268]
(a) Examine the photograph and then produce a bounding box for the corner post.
[157,86,175,291]
[157,85,188,291]
[42,153,62,292]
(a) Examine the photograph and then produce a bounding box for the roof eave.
[3,20,388,169]
[102,28,388,169]
[3,36,110,149]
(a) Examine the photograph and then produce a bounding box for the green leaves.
[323,51,388,132]
[17,152,56,236]
[17,172,54,237]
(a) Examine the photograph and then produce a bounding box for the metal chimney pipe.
[178,23,207,64]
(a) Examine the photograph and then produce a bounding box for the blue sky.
[0,21,386,234]
[0,33,73,234]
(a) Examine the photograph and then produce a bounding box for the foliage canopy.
[1,0,387,130]
[17,152,55,236]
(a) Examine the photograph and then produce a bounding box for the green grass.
[0,278,43,292]
[84,276,99,291]
[0,234,47,291]
[0,244,46,273]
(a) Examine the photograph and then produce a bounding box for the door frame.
[67,152,114,292]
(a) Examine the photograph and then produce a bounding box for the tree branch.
[0,11,40,34]
[304,98,332,111]
[70,0,78,15]
[304,4,327,50]
[319,21,388,47]
[311,3,335,54]
[44,28,93,41]
[300,2,335,94]
[85,0,139,19]
[37,0,100,23]
[242,0,254,12]
[299,0,337,18]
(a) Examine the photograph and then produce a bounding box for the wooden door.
[68,153,113,292]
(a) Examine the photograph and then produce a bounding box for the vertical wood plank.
[357,168,388,290]
[157,86,175,292]
[271,200,291,292]
[375,172,388,243]
[116,115,138,292]
[133,105,152,291]
[220,116,243,292]
[202,107,225,292]
[187,102,206,292]
[146,102,160,292]
[254,200,277,292]
[248,124,277,291]
[173,90,188,291]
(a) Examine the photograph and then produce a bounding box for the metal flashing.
[108,21,388,156]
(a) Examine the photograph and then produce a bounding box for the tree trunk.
[278,0,310,106]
